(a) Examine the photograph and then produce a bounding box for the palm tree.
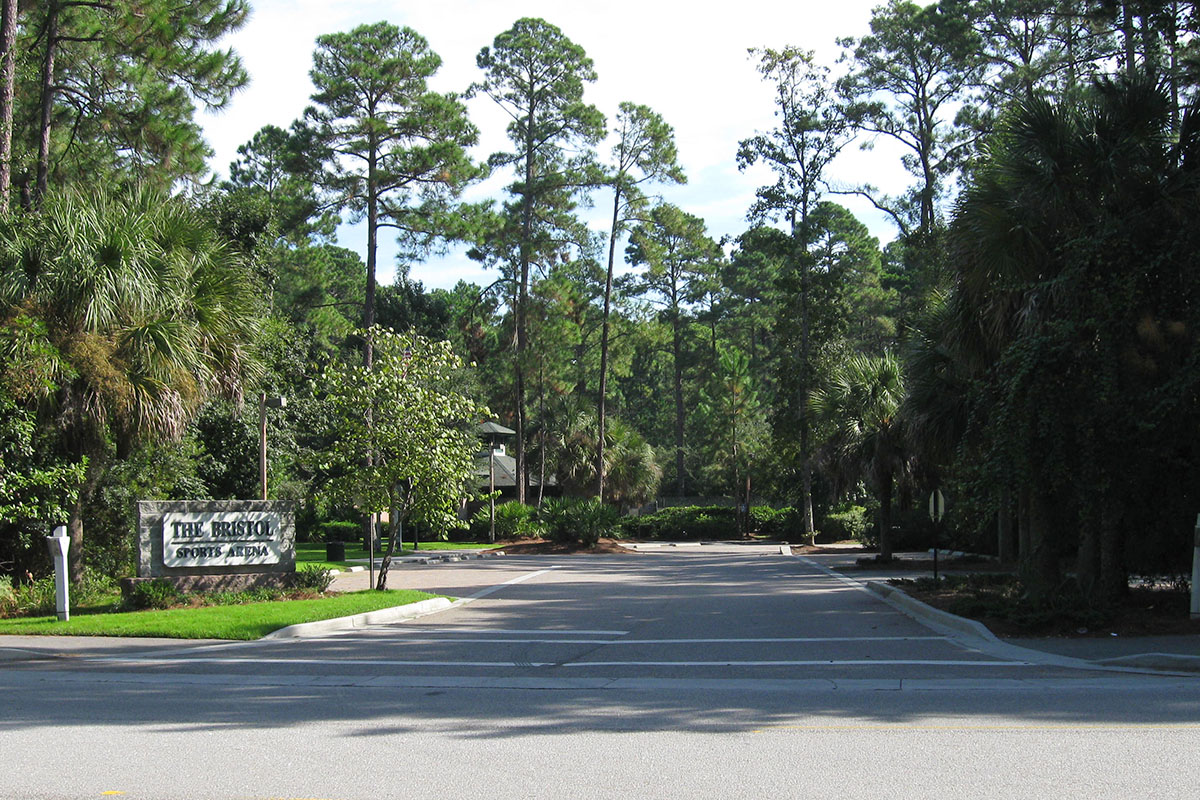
[0,187,262,582]
[552,410,661,511]
[810,352,907,560]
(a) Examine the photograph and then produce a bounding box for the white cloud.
[204,0,908,291]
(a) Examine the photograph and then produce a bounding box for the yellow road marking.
[100,793,126,796]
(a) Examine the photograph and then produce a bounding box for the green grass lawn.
[295,540,496,570]
[0,589,443,640]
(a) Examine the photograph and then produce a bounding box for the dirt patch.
[485,538,637,555]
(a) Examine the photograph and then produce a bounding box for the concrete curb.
[261,596,455,639]
[1096,653,1200,674]
[866,581,1001,644]
[866,580,1200,675]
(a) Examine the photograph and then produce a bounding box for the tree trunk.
[1121,2,1137,81]
[1020,489,1060,604]
[793,212,815,539]
[1075,508,1100,600]
[672,310,685,497]
[514,114,536,507]
[375,490,402,591]
[997,486,1015,563]
[1097,504,1126,606]
[0,0,17,212]
[597,187,621,501]
[878,473,894,561]
[67,455,104,586]
[537,359,546,508]
[364,152,378,367]
[35,0,59,204]
[1017,484,1031,561]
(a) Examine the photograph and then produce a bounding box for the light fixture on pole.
[259,393,287,500]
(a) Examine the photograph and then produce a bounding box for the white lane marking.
[366,628,629,636]
[16,670,1188,692]
[335,636,952,645]
[563,660,1032,668]
[457,567,561,603]
[91,656,1027,669]
[92,656,556,668]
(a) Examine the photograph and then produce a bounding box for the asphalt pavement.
[1,543,1196,673]
[2,544,1198,800]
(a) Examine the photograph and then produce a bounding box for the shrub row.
[468,499,619,546]
[619,506,735,541]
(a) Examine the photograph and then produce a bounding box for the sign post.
[45,525,70,621]
[1191,514,1200,620]
[929,489,945,583]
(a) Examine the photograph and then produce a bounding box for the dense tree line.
[1,2,1198,615]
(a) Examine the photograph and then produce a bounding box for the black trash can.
[326,541,346,561]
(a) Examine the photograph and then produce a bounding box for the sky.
[201,0,910,291]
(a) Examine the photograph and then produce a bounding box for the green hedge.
[320,520,362,543]
[820,504,871,544]
[619,505,735,541]
[749,506,814,542]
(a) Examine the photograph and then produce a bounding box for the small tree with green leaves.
[319,327,488,589]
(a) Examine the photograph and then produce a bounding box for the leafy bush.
[9,576,56,615]
[470,501,545,540]
[538,498,619,546]
[749,506,782,533]
[620,505,734,541]
[321,520,362,543]
[0,572,111,616]
[291,565,335,593]
[75,567,119,606]
[209,587,287,604]
[821,504,871,544]
[749,506,817,542]
[0,575,14,616]
[125,578,183,610]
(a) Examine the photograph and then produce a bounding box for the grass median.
[0,589,445,640]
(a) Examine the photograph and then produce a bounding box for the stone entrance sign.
[163,510,285,567]
[137,500,296,591]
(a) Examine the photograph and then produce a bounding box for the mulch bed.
[485,537,637,555]
[900,579,1200,638]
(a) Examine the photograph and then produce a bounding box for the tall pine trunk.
[672,309,685,497]
[596,187,621,500]
[1021,489,1060,604]
[514,112,536,505]
[0,0,17,212]
[35,0,59,204]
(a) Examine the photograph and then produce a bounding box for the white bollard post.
[1192,515,1200,620]
[45,525,70,622]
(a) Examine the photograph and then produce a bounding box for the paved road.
[3,546,1198,799]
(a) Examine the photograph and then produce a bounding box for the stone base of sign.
[137,499,296,579]
[120,572,296,599]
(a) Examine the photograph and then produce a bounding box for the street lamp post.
[259,393,287,500]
